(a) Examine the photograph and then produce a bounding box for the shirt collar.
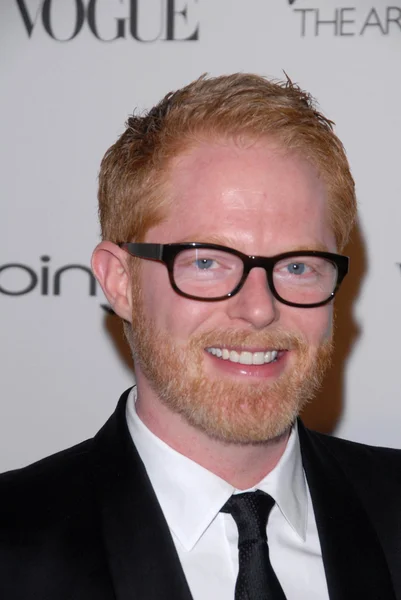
[253,418,307,541]
[126,388,307,551]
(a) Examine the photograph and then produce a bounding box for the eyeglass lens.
[173,247,338,304]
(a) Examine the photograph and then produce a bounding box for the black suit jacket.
[1,388,401,600]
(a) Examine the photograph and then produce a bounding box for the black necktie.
[221,491,287,600]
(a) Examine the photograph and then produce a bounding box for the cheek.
[138,262,217,338]
[295,304,333,344]
[165,302,218,341]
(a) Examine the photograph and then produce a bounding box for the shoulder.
[0,438,96,552]
[302,424,401,488]
[0,438,112,594]
[306,425,401,460]
[0,438,94,511]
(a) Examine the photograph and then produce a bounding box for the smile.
[206,348,279,365]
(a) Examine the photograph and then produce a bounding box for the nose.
[227,267,279,329]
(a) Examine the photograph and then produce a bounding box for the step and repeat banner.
[1,0,400,471]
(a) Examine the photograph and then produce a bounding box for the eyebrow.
[288,243,331,253]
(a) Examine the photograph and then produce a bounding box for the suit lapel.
[90,389,193,600]
[298,422,396,600]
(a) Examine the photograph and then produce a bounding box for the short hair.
[98,73,356,250]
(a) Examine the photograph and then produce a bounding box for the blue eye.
[195,258,214,269]
[287,263,306,275]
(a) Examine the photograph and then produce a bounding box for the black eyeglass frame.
[118,242,349,308]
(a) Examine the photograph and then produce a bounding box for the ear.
[91,241,133,321]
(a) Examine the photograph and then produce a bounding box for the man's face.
[129,139,336,444]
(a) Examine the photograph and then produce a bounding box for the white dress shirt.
[126,389,329,600]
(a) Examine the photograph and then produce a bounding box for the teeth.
[239,351,252,365]
[264,351,273,363]
[253,352,265,365]
[207,348,279,365]
[230,351,239,363]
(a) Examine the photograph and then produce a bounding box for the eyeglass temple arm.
[120,243,164,261]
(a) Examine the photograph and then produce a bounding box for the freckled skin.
[137,140,335,359]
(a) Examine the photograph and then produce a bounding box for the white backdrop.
[1,0,401,472]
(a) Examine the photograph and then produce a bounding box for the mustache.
[189,328,308,351]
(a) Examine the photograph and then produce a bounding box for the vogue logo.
[287,0,401,37]
[16,0,199,42]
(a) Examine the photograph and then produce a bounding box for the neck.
[135,383,291,490]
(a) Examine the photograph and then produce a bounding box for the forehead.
[150,138,335,251]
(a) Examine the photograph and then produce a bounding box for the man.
[1,73,401,600]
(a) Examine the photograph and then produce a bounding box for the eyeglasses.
[118,242,349,308]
